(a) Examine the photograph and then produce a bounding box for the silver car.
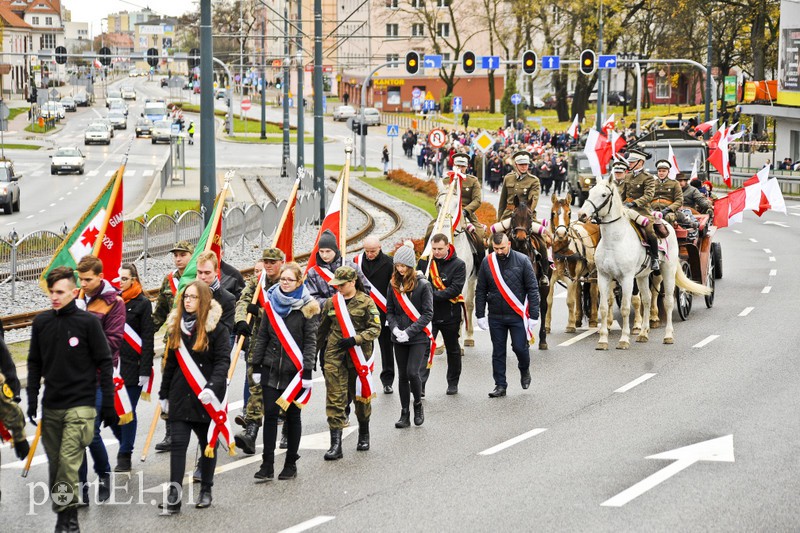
[151,120,173,144]
[362,107,381,126]
[333,105,356,121]
[108,111,127,130]
[85,123,111,145]
[50,147,85,175]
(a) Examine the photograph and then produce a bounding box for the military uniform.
[0,337,29,480]
[152,240,195,331]
[680,183,712,214]
[498,169,540,221]
[651,177,683,223]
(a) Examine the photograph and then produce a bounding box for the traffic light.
[188,48,200,69]
[146,48,159,68]
[579,49,596,75]
[405,51,420,75]
[462,51,475,74]
[29,86,38,103]
[522,50,537,75]
[55,46,67,65]
[275,77,281,89]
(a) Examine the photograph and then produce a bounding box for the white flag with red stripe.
[667,141,680,180]
[567,114,580,139]
[305,176,344,276]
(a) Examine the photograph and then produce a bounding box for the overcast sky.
[63,0,197,37]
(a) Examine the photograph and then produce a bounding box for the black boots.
[55,507,79,533]
[195,484,212,509]
[356,422,370,451]
[158,486,181,515]
[115,453,132,472]
[234,422,259,455]
[279,454,299,480]
[323,429,343,460]
[279,423,289,450]
[521,368,532,390]
[413,402,424,426]
[647,235,661,272]
[155,422,171,452]
[254,460,274,483]
[395,409,410,429]
[97,474,110,503]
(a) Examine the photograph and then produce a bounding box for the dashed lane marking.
[769,269,777,276]
[749,238,758,243]
[733,230,742,234]
[769,256,776,262]
[693,335,719,348]
[142,169,154,177]
[762,286,772,294]
[49,203,56,207]
[738,307,754,317]
[557,321,620,347]
[105,170,116,177]
[614,373,657,393]
[763,248,771,253]
[478,428,548,456]
[278,516,336,533]
[88,170,99,176]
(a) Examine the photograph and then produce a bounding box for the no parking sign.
[428,128,447,148]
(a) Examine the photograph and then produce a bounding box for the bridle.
[583,184,621,225]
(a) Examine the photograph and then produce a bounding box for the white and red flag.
[567,115,580,139]
[304,176,344,278]
[602,114,615,135]
[695,119,717,136]
[274,178,300,262]
[667,141,680,180]
[708,124,732,187]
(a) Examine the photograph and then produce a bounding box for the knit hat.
[318,229,339,252]
[393,243,416,268]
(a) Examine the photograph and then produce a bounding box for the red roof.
[0,4,31,28]
[24,0,59,15]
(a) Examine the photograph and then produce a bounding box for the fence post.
[9,230,18,300]
[174,210,181,244]
[142,214,149,276]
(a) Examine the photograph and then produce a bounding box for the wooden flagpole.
[424,175,457,276]
[139,403,161,462]
[339,142,353,254]
[21,421,41,477]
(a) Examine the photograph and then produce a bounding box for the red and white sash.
[392,288,436,369]
[0,421,12,442]
[352,253,387,313]
[429,254,468,330]
[332,292,375,402]
[168,271,180,296]
[487,253,536,341]
[314,265,334,283]
[124,323,153,400]
[262,298,311,410]
[112,363,134,425]
[175,332,235,457]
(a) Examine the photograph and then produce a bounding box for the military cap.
[612,161,629,172]
[626,148,650,162]
[261,247,286,261]
[328,265,356,286]
[512,151,531,165]
[655,159,672,170]
[170,240,195,253]
[453,153,470,167]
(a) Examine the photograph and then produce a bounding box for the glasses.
[183,294,199,301]
[279,277,298,283]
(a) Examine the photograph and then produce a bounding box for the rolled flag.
[113,366,134,425]
[689,159,698,181]
[602,113,615,135]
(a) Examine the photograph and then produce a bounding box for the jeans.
[170,420,216,488]
[421,321,461,388]
[261,385,301,464]
[488,315,530,388]
[118,384,141,454]
[79,388,120,485]
[394,342,427,409]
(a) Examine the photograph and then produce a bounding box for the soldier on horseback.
[498,150,540,221]
[618,148,660,273]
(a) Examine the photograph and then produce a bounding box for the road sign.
[412,97,421,109]
[428,128,447,148]
[511,93,522,105]
[170,123,181,136]
[452,96,462,113]
[423,99,435,111]
[480,56,500,70]
[425,91,434,101]
[598,54,618,69]
[423,55,442,68]
[412,88,422,98]
[474,131,494,153]
[49,89,59,99]
[541,56,560,70]
[387,124,399,137]
[241,98,251,111]
[0,102,9,120]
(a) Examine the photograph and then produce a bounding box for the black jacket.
[386,274,434,345]
[212,285,236,333]
[251,298,320,390]
[476,250,540,320]
[418,246,466,324]
[160,301,230,424]
[221,261,246,301]
[27,300,114,410]
[120,292,155,387]
[355,250,393,318]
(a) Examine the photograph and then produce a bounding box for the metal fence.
[0,191,319,299]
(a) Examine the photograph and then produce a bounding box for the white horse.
[577,179,710,349]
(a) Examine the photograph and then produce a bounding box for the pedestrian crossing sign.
[387,124,399,137]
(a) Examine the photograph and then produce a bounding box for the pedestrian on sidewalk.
[382,145,390,175]
[188,121,195,145]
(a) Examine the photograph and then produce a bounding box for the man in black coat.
[417,234,466,395]
[354,236,395,393]
[475,233,539,398]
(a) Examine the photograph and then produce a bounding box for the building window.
[411,0,424,7]
[411,23,424,37]
[656,72,670,99]
[45,16,52,26]
[436,0,450,6]
[31,16,39,25]
[386,53,399,69]
[41,34,56,49]
[385,0,398,8]
[436,23,449,37]
[386,24,399,37]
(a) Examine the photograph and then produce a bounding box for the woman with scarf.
[115,263,154,473]
[250,262,320,482]
[158,281,230,514]
[386,243,433,428]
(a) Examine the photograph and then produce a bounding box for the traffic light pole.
[296,0,304,169]
[360,60,399,175]
[313,0,325,219]
[199,0,216,223]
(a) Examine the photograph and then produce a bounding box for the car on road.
[523,95,546,110]
[106,90,122,107]
[50,146,85,175]
[151,119,174,144]
[362,107,381,126]
[129,68,139,77]
[60,96,77,112]
[74,91,92,107]
[135,117,153,137]
[121,86,136,100]
[108,110,127,129]
[85,123,112,145]
[109,99,128,116]
[0,160,21,214]
[333,105,356,121]
[607,91,629,105]
[215,88,228,101]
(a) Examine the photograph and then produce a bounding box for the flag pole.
[273,175,300,251]
[339,140,353,254]
[139,403,161,462]
[423,174,457,276]
[20,421,41,477]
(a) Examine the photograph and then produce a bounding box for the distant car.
[109,100,128,116]
[60,96,77,112]
[333,105,356,121]
[362,107,381,126]
[74,92,91,107]
[523,95,545,110]
[0,161,21,214]
[215,88,228,101]
[129,68,139,77]
[108,111,127,129]
[40,102,65,120]
[135,117,153,137]
[151,119,173,144]
[85,123,112,145]
[50,146,85,175]
[121,86,136,100]
[160,77,168,88]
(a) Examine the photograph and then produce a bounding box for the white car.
[50,147,85,175]
[109,99,128,116]
[108,111,127,129]
[362,107,381,126]
[41,102,65,120]
[121,86,136,100]
[151,120,174,144]
[333,105,356,121]
[84,123,111,145]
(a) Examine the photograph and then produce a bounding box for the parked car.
[60,96,77,112]
[121,86,136,100]
[333,105,356,121]
[362,107,381,126]
[41,102,65,120]
[84,123,112,145]
[607,91,629,105]
[108,111,127,129]
[151,119,173,144]
[523,95,545,110]
[135,117,153,137]
[215,88,228,101]
[50,146,85,175]
[0,160,21,214]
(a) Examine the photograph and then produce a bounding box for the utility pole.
[260,18,266,139]
[281,0,291,177]
[313,0,325,216]
[595,0,604,131]
[296,0,304,168]
[199,0,216,222]
[239,2,243,104]
[705,16,712,122]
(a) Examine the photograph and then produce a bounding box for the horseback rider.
[610,160,629,190]
[451,153,482,231]
[620,148,660,272]
[650,160,683,225]
[498,150,540,222]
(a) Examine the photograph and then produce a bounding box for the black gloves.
[338,337,357,349]
[27,401,37,425]
[14,439,30,460]
[246,303,261,316]
[234,320,252,337]
[101,404,119,428]
[624,202,635,208]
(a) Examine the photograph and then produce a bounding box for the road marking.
[66,191,72,195]
[49,203,56,207]
[763,248,771,253]
[478,428,548,456]
[558,328,598,347]
[769,256,775,262]
[26,214,34,219]
[124,170,136,177]
[762,286,771,294]
[58,196,64,201]
[88,170,99,176]
[228,399,243,411]
[38,209,45,213]
[278,516,336,533]
[738,307,754,317]
[748,238,758,243]
[105,170,116,177]
[32,170,43,177]
[142,169,154,177]
[732,230,742,234]
[769,269,776,276]
[790,213,800,217]
[693,335,719,348]
[614,373,657,393]
[763,221,789,228]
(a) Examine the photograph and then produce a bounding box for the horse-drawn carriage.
[672,212,723,320]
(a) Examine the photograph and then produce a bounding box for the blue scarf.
[267,283,310,317]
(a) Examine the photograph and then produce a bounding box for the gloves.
[529,318,539,328]
[624,202,635,208]
[246,303,261,316]
[301,379,313,390]
[14,439,30,461]
[101,404,119,428]
[138,376,149,387]
[234,320,252,338]
[252,373,261,385]
[392,327,403,338]
[159,399,169,415]
[476,317,489,331]
[198,388,215,405]
[27,401,37,425]
[338,337,357,350]
[395,330,409,343]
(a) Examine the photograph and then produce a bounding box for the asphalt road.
[2,207,798,531]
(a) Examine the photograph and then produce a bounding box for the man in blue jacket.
[475,233,539,398]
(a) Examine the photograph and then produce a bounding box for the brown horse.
[508,195,550,350]
[547,193,600,333]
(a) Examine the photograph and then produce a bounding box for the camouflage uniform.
[651,178,683,224]
[317,269,382,430]
[0,372,27,459]
[498,169,540,221]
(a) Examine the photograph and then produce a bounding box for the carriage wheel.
[704,253,715,308]
[711,242,723,279]
[676,261,693,320]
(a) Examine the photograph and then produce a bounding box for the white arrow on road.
[763,221,789,228]
[601,435,734,507]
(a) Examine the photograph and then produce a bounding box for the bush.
[386,169,439,197]
[475,202,497,227]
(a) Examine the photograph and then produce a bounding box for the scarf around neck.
[121,280,143,303]
[181,311,197,334]
[267,283,310,317]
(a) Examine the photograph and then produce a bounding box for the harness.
[584,184,622,225]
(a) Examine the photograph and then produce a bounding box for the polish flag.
[725,187,747,225]
[583,129,603,178]
[304,176,344,275]
[761,177,787,215]
[743,166,769,213]
[567,115,580,139]
[609,129,626,159]
[689,159,698,181]
[602,114,615,135]
[695,119,717,135]
[707,124,732,187]
[667,141,680,180]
